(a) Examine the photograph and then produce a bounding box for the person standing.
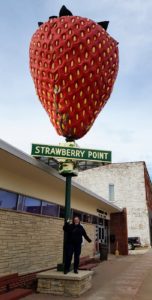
[63,216,92,274]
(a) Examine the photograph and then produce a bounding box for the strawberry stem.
[38,22,43,27]
[49,16,57,20]
[59,5,73,17]
[98,21,109,31]
[66,137,75,142]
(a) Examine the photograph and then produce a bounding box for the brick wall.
[0,209,95,275]
[74,162,151,246]
[110,208,128,255]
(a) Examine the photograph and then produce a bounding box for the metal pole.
[63,175,72,266]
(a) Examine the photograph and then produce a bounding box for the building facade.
[0,140,128,276]
[74,162,152,246]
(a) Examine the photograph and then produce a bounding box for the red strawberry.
[29,6,119,140]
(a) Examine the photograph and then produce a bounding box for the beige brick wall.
[81,223,96,257]
[0,209,95,275]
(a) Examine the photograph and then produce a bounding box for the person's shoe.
[64,270,69,274]
[74,269,78,274]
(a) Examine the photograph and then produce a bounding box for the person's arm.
[63,220,71,232]
[82,227,92,243]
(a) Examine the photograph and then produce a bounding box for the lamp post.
[62,174,72,267]
[57,141,78,271]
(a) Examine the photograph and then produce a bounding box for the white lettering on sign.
[104,153,108,159]
[81,150,85,158]
[50,148,55,155]
[45,147,51,155]
[32,144,111,162]
[41,146,46,154]
[75,150,80,157]
[55,148,62,156]
[62,149,66,156]
[88,151,109,160]
[71,149,76,157]
[88,151,92,158]
[66,149,71,156]
[35,146,40,154]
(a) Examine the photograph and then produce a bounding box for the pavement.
[22,248,152,300]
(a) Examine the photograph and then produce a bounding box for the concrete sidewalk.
[22,249,152,300]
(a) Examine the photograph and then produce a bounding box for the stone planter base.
[37,269,93,297]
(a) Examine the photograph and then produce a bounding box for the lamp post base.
[37,269,93,296]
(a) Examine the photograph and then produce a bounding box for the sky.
[0,0,152,177]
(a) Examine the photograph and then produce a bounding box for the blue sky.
[0,0,152,177]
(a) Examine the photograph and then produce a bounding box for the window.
[82,214,92,223]
[0,189,107,227]
[22,196,41,214]
[42,201,59,217]
[99,218,103,225]
[59,206,73,219]
[0,189,18,210]
[92,216,98,224]
[109,184,115,202]
[17,195,24,211]
[59,206,65,218]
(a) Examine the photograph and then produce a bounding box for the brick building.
[0,140,128,276]
[74,162,152,246]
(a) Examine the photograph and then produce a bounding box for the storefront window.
[22,196,41,214]
[0,189,18,210]
[59,206,73,219]
[59,206,65,218]
[99,218,104,225]
[92,216,98,224]
[17,195,24,211]
[42,201,59,217]
[0,189,107,227]
[83,214,92,223]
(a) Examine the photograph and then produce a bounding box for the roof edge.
[0,139,63,181]
[0,139,122,212]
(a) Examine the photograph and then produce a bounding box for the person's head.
[73,216,80,225]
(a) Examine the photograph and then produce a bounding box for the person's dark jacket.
[63,222,92,245]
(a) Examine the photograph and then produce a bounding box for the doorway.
[95,219,108,253]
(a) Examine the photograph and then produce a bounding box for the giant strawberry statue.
[29,6,119,140]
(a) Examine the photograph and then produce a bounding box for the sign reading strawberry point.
[31,143,111,163]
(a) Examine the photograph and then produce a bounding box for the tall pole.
[57,141,78,272]
[63,175,72,266]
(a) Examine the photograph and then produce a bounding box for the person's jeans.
[65,243,81,271]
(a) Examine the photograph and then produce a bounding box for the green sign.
[31,144,112,163]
